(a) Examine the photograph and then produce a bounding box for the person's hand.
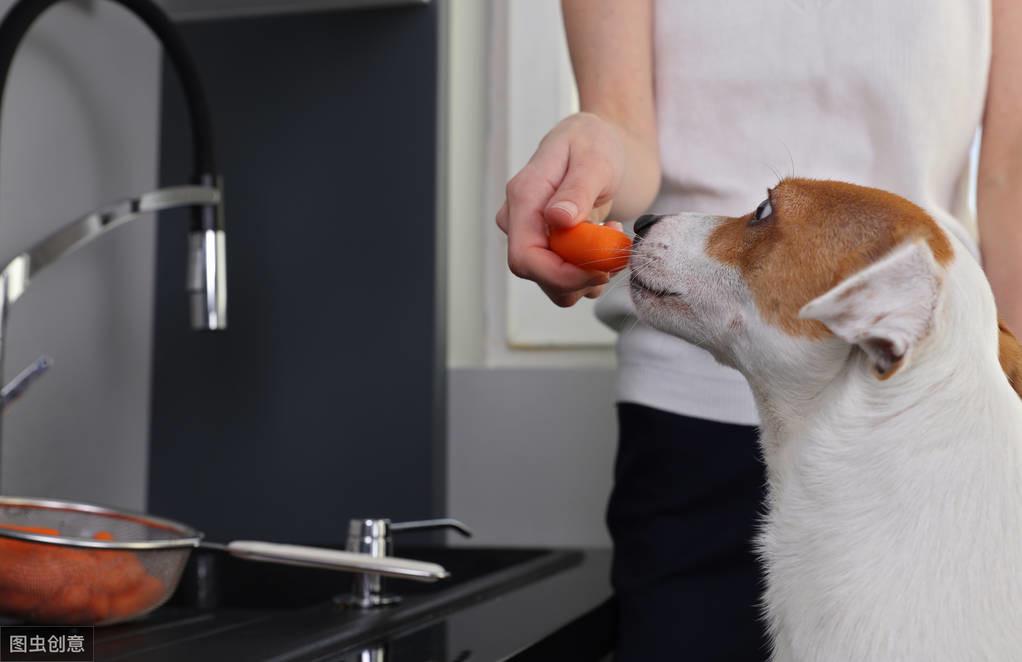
[496,112,627,307]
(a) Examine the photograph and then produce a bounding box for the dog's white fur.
[631,212,1022,662]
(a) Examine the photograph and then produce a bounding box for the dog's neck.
[747,258,1021,471]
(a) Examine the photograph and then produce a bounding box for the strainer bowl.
[0,496,201,625]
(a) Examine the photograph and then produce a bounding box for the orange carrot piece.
[548,222,632,273]
[89,591,112,623]
[108,574,165,619]
[32,582,91,623]
[0,589,43,615]
[0,524,166,624]
[0,523,60,536]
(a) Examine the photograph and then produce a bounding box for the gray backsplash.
[447,367,617,548]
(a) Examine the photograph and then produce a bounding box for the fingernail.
[549,201,579,221]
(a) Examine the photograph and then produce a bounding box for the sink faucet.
[342,518,473,609]
[0,0,226,474]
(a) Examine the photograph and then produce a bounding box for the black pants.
[606,403,770,661]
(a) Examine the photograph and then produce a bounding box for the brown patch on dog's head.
[707,178,953,338]
[998,320,1022,397]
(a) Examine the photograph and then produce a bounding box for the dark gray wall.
[149,5,441,544]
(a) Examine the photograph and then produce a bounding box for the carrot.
[0,542,70,598]
[108,574,165,619]
[0,524,65,597]
[0,523,60,536]
[2,589,42,614]
[87,532,164,622]
[32,582,91,623]
[89,591,112,623]
[94,549,147,595]
[548,221,632,273]
[0,524,165,624]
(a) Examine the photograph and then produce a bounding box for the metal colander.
[0,496,201,625]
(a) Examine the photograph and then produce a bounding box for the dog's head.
[630,179,966,392]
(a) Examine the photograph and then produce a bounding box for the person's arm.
[558,0,660,220]
[496,0,660,307]
[978,0,1022,331]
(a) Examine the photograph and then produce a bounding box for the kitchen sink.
[94,546,585,661]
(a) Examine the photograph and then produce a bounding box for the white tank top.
[596,0,991,424]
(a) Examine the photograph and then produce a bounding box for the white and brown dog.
[629,178,1022,662]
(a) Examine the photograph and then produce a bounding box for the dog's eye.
[750,198,773,225]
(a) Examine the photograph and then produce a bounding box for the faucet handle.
[345,517,473,557]
[341,517,470,609]
[0,355,52,412]
[389,518,473,538]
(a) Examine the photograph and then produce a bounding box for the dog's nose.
[634,214,661,239]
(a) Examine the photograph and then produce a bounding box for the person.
[495,1,1022,659]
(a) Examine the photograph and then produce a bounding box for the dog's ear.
[798,241,942,379]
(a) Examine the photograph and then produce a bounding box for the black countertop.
[93,547,615,661]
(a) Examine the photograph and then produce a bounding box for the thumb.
[544,164,610,229]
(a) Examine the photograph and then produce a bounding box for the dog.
[629,178,1022,662]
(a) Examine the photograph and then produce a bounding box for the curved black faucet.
[0,0,226,322]
[0,0,218,196]
[0,0,228,462]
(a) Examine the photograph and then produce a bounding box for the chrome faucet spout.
[188,175,228,331]
[0,0,227,333]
